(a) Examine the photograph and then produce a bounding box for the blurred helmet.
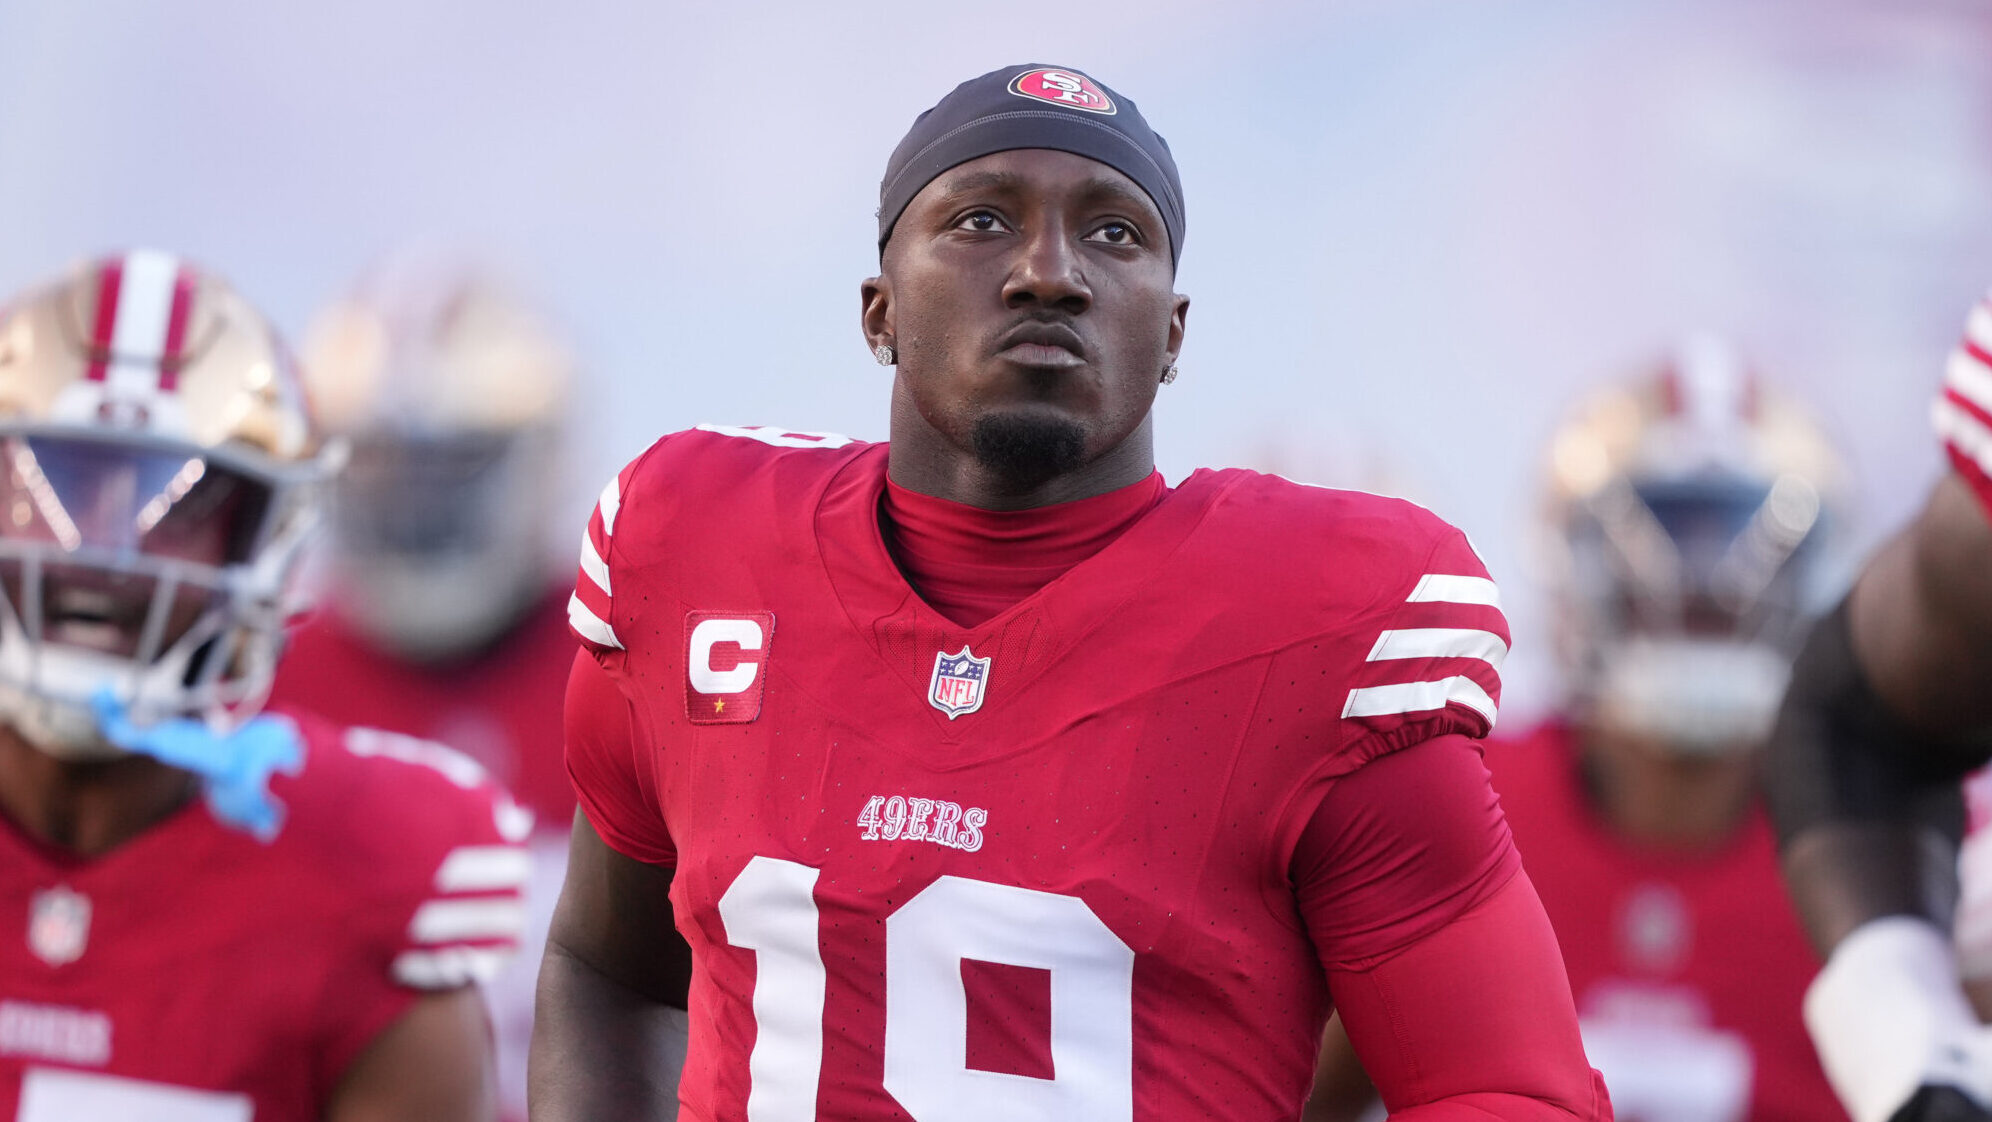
[1540,335,1845,755]
[0,250,336,758]
[301,249,572,663]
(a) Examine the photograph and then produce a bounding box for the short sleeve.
[565,648,676,867]
[569,456,643,656]
[1934,290,1992,523]
[1337,527,1510,758]
[1293,733,1522,970]
[306,725,534,1086]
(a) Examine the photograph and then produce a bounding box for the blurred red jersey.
[271,589,578,826]
[1936,289,1992,521]
[1487,725,1843,1122]
[0,711,529,1122]
[565,425,1544,1121]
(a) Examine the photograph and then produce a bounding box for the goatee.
[970,412,1086,491]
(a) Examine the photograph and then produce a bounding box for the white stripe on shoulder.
[578,528,611,596]
[1406,573,1502,608]
[1969,301,1992,357]
[392,946,514,989]
[568,593,623,650]
[435,845,533,892]
[1367,627,1509,670]
[596,475,622,537]
[695,422,855,449]
[1935,398,1992,479]
[1343,676,1498,727]
[410,898,526,944]
[1948,349,1992,416]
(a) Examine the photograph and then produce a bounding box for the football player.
[269,250,591,1122]
[0,252,527,1121]
[1769,292,1992,1122]
[532,64,1610,1120]
[1310,343,1849,1122]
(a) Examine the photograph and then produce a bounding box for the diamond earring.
[1160,364,1179,385]
[874,344,896,366]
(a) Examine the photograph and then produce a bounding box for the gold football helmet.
[1540,335,1846,753]
[301,249,572,662]
[0,250,338,757]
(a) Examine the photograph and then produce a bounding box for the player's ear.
[1165,293,1190,367]
[860,274,894,358]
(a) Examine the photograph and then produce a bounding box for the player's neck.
[0,728,199,857]
[1579,731,1757,852]
[887,410,1156,511]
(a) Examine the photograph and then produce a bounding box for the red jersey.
[1487,725,1843,1122]
[566,425,1535,1121]
[271,588,578,826]
[0,711,530,1122]
[1935,289,1992,521]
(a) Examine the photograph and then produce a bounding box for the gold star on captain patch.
[714,698,726,714]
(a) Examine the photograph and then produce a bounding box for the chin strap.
[91,687,306,843]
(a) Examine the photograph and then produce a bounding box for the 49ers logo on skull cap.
[1007,68,1117,115]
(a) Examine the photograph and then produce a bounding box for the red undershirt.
[878,471,1168,628]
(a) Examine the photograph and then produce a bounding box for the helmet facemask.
[1558,470,1826,755]
[0,430,324,759]
[1541,346,1846,758]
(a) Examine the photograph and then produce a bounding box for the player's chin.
[969,408,1089,486]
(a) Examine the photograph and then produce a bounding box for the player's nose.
[1002,224,1091,314]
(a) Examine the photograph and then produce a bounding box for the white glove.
[1806,917,1992,1122]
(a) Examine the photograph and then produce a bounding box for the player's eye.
[1084,221,1141,246]
[955,210,1011,233]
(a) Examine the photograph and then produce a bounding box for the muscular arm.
[1773,474,1992,951]
[1766,473,1992,1122]
[1300,736,1607,1120]
[326,988,497,1122]
[528,809,691,1122]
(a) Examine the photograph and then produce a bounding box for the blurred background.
[3,0,1988,725]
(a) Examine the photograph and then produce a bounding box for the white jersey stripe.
[409,898,526,944]
[597,475,622,537]
[1948,349,1992,416]
[1968,302,1992,357]
[391,946,514,989]
[1406,573,1502,608]
[107,250,180,396]
[1935,398,1992,480]
[568,593,623,650]
[435,845,533,892]
[578,530,612,596]
[1367,627,1509,670]
[1343,676,1498,726]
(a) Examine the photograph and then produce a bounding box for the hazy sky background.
[3,0,1988,719]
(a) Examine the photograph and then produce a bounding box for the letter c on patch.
[689,617,764,694]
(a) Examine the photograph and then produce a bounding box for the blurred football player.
[268,250,582,1122]
[532,63,1607,1120]
[1311,340,1849,1122]
[0,251,526,1120]
[1769,292,1992,1122]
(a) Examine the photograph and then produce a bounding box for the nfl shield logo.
[28,885,91,967]
[928,646,992,719]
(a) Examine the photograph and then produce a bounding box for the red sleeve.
[1294,734,1520,968]
[293,720,533,1089]
[564,648,676,867]
[1293,735,1610,1118]
[1330,874,1610,1119]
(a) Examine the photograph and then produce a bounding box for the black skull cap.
[877,64,1185,269]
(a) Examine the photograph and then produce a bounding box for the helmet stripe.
[83,259,124,383]
[158,264,197,391]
